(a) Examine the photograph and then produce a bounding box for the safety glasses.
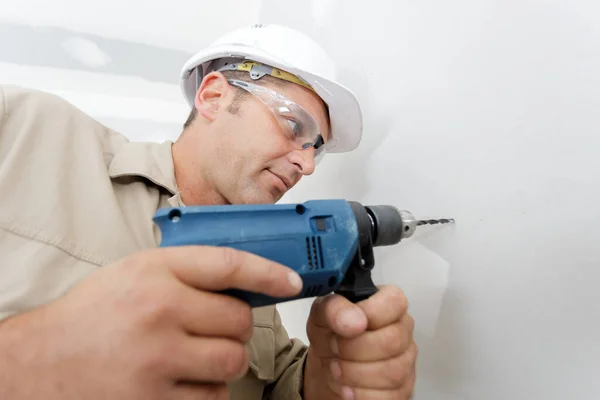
[227,79,327,164]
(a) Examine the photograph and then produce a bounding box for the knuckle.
[407,370,417,394]
[387,286,408,311]
[231,303,253,341]
[253,261,279,289]
[410,340,419,363]
[383,324,406,354]
[205,385,230,400]
[386,342,419,387]
[385,356,412,387]
[116,258,177,327]
[137,344,171,379]
[395,319,414,351]
[128,248,162,272]
[405,313,415,333]
[220,343,249,379]
[399,370,417,399]
[134,288,176,327]
[125,291,160,324]
[221,247,242,278]
[121,254,152,282]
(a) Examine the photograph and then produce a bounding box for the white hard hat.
[179,23,363,154]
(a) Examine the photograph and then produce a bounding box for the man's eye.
[286,119,300,135]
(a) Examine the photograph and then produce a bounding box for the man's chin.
[235,190,281,205]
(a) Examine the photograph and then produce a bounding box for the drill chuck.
[348,202,417,250]
[358,204,454,246]
[365,206,417,246]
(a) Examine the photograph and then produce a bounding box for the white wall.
[3,1,600,399]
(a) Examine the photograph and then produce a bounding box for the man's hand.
[303,285,417,400]
[0,246,303,400]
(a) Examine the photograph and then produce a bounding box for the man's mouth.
[269,171,292,190]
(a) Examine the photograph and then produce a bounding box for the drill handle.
[332,201,381,303]
[335,272,379,302]
[334,235,379,303]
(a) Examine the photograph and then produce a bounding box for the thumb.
[308,294,368,339]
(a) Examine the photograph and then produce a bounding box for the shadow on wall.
[0,22,191,85]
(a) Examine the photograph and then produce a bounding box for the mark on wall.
[0,22,191,84]
[61,36,111,68]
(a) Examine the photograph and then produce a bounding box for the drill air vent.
[305,236,324,270]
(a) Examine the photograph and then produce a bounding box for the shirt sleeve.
[0,85,6,140]
[0,85,102,323]
[263,307,310,399]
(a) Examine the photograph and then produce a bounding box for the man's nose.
[289,147,316,175]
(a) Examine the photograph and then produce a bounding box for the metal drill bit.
[417,218,455,226]
[391,210,454,241]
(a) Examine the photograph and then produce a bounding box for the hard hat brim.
[180,44,362,154]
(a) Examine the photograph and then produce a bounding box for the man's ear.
[194,72,229,121]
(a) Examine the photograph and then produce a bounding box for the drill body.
[153,199,416,307]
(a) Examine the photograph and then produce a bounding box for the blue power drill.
[153,199,452,307]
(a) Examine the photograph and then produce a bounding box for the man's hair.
[183,70,289,129]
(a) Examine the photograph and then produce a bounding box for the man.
[0,24,417,399]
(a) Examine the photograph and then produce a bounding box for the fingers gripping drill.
[153,200,454,307]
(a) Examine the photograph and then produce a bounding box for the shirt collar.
[108,140,184,207]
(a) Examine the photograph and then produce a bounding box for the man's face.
[193,72,330,205]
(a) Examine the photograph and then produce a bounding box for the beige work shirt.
[0,84,308,399]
